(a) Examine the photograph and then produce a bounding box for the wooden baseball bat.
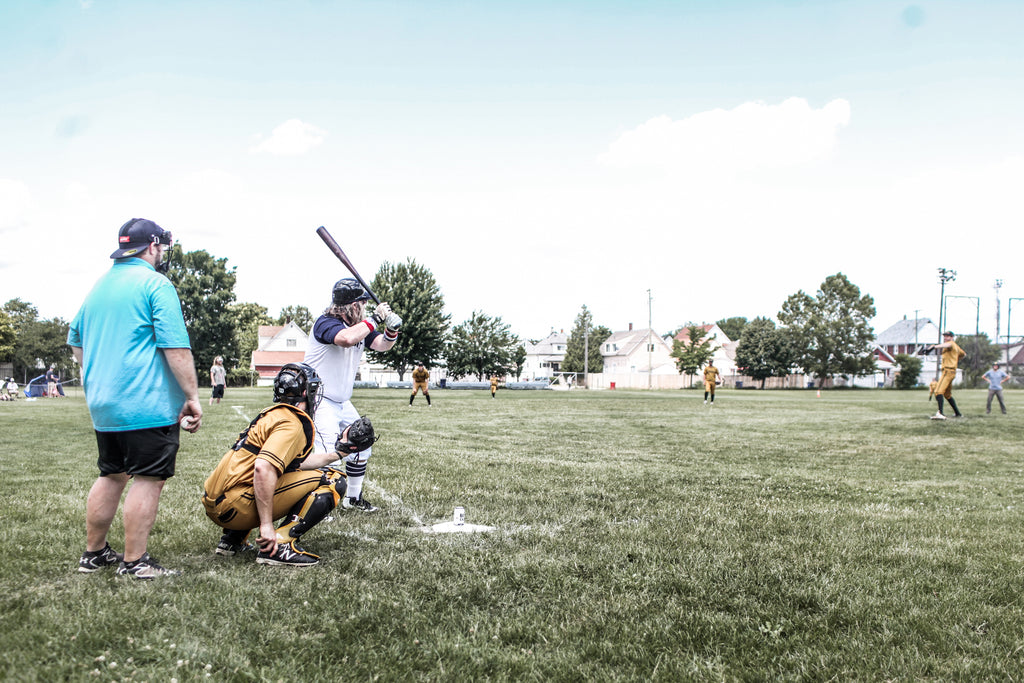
[315,226,381,305]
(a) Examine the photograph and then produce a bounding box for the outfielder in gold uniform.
[201,363,377,567]
[930,331,966,420]
[490,375,500,398]
[410,362,431,406]
[703,360,721,405]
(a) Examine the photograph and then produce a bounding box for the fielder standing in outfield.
[703,359,721,405]
[69,218,202,579]
[490,374,500,398]
[410,361,431,406]
[304,278,401,513]
[982,362,1009,415]
[930,330,966,420]
[201,363,378,567]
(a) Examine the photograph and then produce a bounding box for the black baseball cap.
[942,331,954,337]
[110,218,173,259]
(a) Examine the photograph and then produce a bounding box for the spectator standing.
[68,218,202,579]
[210,356,227,406]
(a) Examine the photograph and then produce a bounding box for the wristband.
[384,329,399,342]
[363,320,375,333]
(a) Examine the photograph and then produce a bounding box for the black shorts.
[95,425,180,480]
[212,384,225,399]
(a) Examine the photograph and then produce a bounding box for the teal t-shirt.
[68,258,191,431]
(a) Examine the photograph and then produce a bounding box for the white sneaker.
[930,412,946,420]
[703,400,707,405]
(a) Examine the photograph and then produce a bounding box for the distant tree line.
[1,259,1008,390]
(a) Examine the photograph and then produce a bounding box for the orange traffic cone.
[816,389,821,398]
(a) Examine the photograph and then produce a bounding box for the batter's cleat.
[930,412,946,420]
[341,495,379,513]
[78,543,122,573]
[215,530,254,556]
[256,541,319,567]
[117,553,180,579]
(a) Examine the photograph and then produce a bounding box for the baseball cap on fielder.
[110,218,173,259]
[943,331,954,337]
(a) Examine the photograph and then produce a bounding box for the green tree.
[14,318,71,382]
[165,245,238,376]
[671,324,719,382]
[0,308,15,361]
[893,353,923,390]
[276,305,313,331]
[3,300,71,381]
[445,311,520,380]
[562,305,611,374]
[368,259,450,379]
[734,317,793,389]
[227,302,274,371]
[777,273,877,387]
[511,343,527,380]
[956,333,1001,387]
[716,316,749,342]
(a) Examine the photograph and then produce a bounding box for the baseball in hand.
[180,415,198,430]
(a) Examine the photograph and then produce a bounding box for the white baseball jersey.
[304,315,380,404]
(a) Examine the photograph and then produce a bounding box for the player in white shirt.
[304,278,401,512]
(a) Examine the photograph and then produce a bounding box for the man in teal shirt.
[69,218,202,579]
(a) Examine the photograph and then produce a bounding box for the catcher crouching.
[201,363,378,567]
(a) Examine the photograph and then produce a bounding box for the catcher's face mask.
[335,416,378,454]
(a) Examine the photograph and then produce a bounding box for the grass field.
[1,387,1022,681]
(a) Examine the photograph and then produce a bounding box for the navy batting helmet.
[274,362,323,418]
[332,278,370,306]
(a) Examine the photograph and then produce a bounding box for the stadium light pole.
[583,316,589,389]
[936,268,956,378]
[994,280,1003,364]
[944,295,980,337]
[1008,297,1024,368]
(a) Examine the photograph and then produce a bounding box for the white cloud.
[599,98,851,175]
[250,119,327,156]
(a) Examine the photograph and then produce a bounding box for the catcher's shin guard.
[275,469,346,543]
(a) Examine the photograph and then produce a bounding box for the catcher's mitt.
[335,416,379,454]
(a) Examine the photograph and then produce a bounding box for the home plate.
[423,521,496,534]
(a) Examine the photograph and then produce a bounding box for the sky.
[2,0,1022,344]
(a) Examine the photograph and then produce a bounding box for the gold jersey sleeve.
[941,342,966,370]
[203,404,315,499]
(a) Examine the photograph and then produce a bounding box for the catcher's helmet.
[335,416,379,454]
[332,278,370,306]
[273,362,323,418]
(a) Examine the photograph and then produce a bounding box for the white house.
[522,330,567,380]
[670,323,737,376]
[602,325,676,375]
[250,322,309,386]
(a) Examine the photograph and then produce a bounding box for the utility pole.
[647,289,653,390]
[936,268,956,379]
